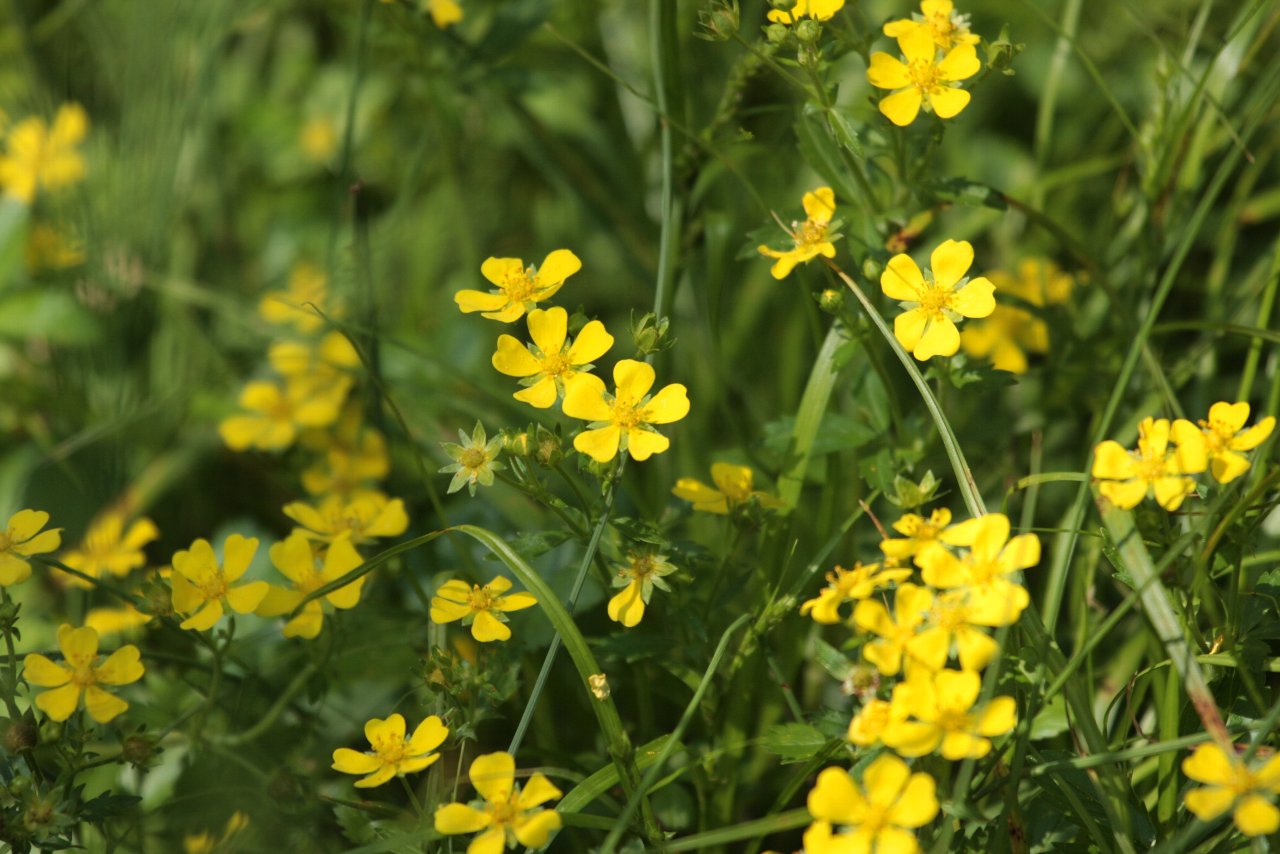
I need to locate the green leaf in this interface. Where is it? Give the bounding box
[761,722,828,762]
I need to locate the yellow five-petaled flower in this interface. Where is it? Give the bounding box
[455,250,582,323]
[881,239,995,360]
[332,713,448,788]
[1199,401,1274,485]
[434,751,563,853]
[1182,742,1280,836]
[1092,416,1207,511]
[867,26,980,127]
[23,624,144,723]
[757,187,838,280]
[672,462,782,514]
[562,359,690,463]
[170,534,270,631]
[430,575,537,642]
[256,532,366,639]
[803,755,938,854]
[492,307,614,408]
[0,509,61,586]
[0,103,88,203]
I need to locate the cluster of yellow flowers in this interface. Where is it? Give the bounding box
[0,103,88,271]
[799,506,1032,853]
[959,257,1074,373]
[1092,402,1275,511]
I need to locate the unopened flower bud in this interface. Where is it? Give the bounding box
[818,288,843,314]
[794,19,821,43]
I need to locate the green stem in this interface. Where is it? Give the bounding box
[0,589,20,718]
[1237,236,1280,401]
[213,662,318,747]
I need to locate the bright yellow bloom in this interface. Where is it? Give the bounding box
[0,509,61,586]
[301,407,390,498]
[170,535,270,631]
[1092,416,1208,511]
[800,562,912,624]
[853,582,932,676]
[847,697,908,747]
[427,0,463,28]
[884,0,980,51]
[26,224,85,271]
[562,359,690,463]
[757,187,838,279]
[455,250,582,323]
[259,262,332,333]
[219,379,348,452]
[183,811,249,854]
[492,307,613,408]
[767,0,845,25]
[434,752,563,852]
[961,258,1075,374]
[1198,402,1275,485]
[282,492,409,546]
[430,576,537,642]
[256,533,365,639]
[1182,742,1280,836]
[916,513,1039,626]
[22,624,144,723]
[867,26,980,127]
[803,755,937,854]
[269,331,360,386]
[880,507,952,559]
[332,713,448,788]
[440,422,505,496]
[299,116,338,162]
[607,552,677,628]
[882,668,1016,759]
[84,604,152,638]
[672,462,782,513]
[0,104,88,202]
[881,239,995,360]
[60,511,159,584]
[906,589,998,672]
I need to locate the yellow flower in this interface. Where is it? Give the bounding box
[60,511,159,584]
[219,379,348,452]
[1198,401,1275,485]
[0,509,61,586]
[0,104,88,203]
[853,582,933,676]
[672,462,782,514]
[881,239,995,360]
[1092,416,1208,511]
[607,552,677,628]
[256,533,365,639]
[906,589,998,672]
[26,224,85,271]
[430,576,537,642]
[767,0,845,25]
[268,331,360,386]
[183,811,249,854]
[283,492,409,546]
[455,249,582,323]
[562,359,690,463]
[259,262,332,333]
[492,307,614,408]
[332,713,448,788]
[170,535,270,631]
[83,604,152,639]
[799,562,912,624]
[882,668,1016,759]
[803,755,937,854]
[915,513,1039,626]
[301,407,390,498]
[427,0,463,28]
[757,187,838,279]
[883,0,980,51]
[961,258,1075,374]
[879,507,952,559]
[433,751,563,851]
[1182,743,1280,836]
[299,117,338,162]
[847,697,908,747]
[440,422,505,496]
[22,624,144,723]
[867,26,980,127]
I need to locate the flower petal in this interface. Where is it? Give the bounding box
[807,767,865,826]
[471,610,512,642]
[1182,743,1236,786]
[83,685,129,723]
[35,683,82,721]
[567,320,614,364]
[936,44,980,81]
[867,52,911,90]
[7,509,50,542]
[913,316,960,360]
[534,249,582,287]
[1234,794,1280,836]
[561,374,611,421]
[897,24,936,63]
[894,308,929,353]
[513,376,559,409]
[641,384,690,425]
[526,307,568,356]
[513,809,562,848]
[952,277,996,318]
[455,289,509,314]
[518,773,564,809]
[480,257,524,287]
[408,715,449,754]
[608,580,646,627]
[574,425,622,463]
[94,645,144,685]
[470,752,516,804]
[928,85,971,119]
[332,748,381,775]
[612,359,656,404]
[221,534,259,582]
[880,88,923,127]
[23,654,71,687]
[625,428,670,461]
[226,581,269,614]
[492,335,541,377]
[434,802,492,835]
[930,240,973,290]
[803,187,836,224]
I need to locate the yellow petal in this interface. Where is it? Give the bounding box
[1091,440,1137,480]
[221,534,259,582]
[1182,743,1236,786]
[1170,419,1207,473]
[898,24,936,63]
[641,384,690,424]
[471,610,512,642]
[354,765,396,788]
[567,320,614,364]
[1099,479,1149,510]
[625,428,670,461]
[180,601,224,632]
[514,376,559,409]
[94,645,144,685]
[1234,794,1280,836]
[936,44,980,81]
[534,249,582,287]
[226,581,269,614]
[612,359,656,404]
[513,809,561,848]
[495,591,537,612]
[407,715,449,754]
[59,624,99,660]
[672,479,729,513]
[928,85,971,119]
[807,767,865,826]
[1184,786,1235,821]
[912,316,960,360]
[466,827,507,854]
[1229,416,1274,451]
[561,373,611,421]
[0,553,32,585]
[470,751,516,804]
[518,773,563,809]
[880,88,923,126]
[929,240,973,290]
[1210,451,1251,484]
[332,747,382,775]
[574,425,622,463]
[608,581,646,627]
[23,654,71,687]
[952,277,996,318]
[894,308,928,353]
[35,683,82,721]
[270,533,316,585]
[802,187,836,224]
[455,289,509,314]
[434,802,492,835]
[7,509,50,542]
[492,335,541,377]
[526,307,568,355]
[977,696,1018,736]
[84,685,129,723]
[867,52,911,90]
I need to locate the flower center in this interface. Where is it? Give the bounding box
[907,59,942,93]
[502,268,538,303]
[1199,420,1231,453]
[490,795,520,826]
[859,802,890,836]
[467,584,497,612]
[69,661,98,688]
[967,558,1000,586]
[937,707,973,733]
[541,351,572,379]
[916,281,953,319]
[627,554,659,581]
[1133,450,1168,483]
[267,396,293,422]
[197,573,229,601]
[460,447,490,471]
[933,598,967,631]
[794,218,829,249]
[373,737,407,765]
[610,400,642,430]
